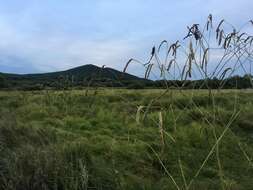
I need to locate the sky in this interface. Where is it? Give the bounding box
[0,0,252,76]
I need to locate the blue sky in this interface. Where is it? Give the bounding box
[0,0,252,76]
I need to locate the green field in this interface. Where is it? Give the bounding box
[1,89,253,190]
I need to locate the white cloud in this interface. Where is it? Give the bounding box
[0,0,252,76]
[0,18,142,73]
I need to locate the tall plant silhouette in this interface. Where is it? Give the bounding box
[123,15,253,190]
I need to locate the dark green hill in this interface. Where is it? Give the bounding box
[0,64,252,90]
[0,64,150,89]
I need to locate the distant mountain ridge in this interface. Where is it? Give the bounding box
[1,64,140,80]
[0,64,252,90]
[0,64,149,89]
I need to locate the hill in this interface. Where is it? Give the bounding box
[0,64,150,90]
[0,64,252,90]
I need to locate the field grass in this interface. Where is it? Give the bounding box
[0,89,253,190]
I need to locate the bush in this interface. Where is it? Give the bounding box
[0,75,8,88]
[127,83,144,89]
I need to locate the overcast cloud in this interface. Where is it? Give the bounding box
[0,0,252,76]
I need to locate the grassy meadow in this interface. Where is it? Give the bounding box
[0,89,253,190]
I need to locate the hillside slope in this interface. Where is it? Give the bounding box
[0,64,149,89]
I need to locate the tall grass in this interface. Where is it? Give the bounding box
[123,15,253,190]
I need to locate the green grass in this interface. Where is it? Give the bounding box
[0,89,253,190]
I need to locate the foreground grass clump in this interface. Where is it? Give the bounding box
[0,89,253,190]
